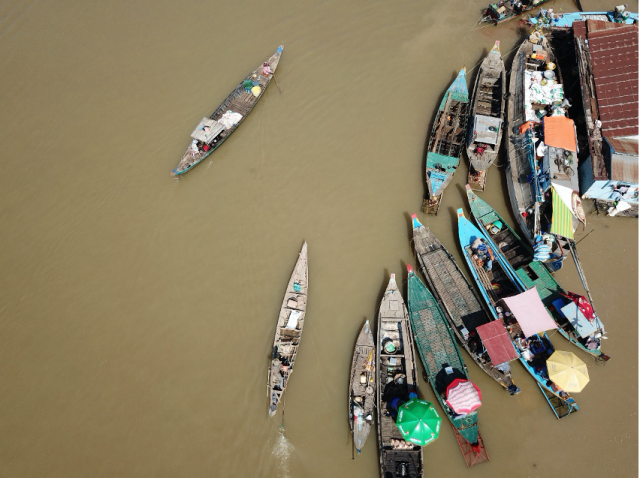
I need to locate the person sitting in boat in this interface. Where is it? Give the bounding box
[262,62,273,76]
[382,377,415,420]
[471,238,494,271]
[434,363,467,398]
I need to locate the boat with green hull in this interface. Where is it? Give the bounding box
[171,45,283,177]
[406,265,489,466]
[422,68,470,215]
[465,185,609,362]
[456,209,579,419]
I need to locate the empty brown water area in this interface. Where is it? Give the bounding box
[0,0,637,476]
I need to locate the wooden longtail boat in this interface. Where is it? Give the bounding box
[267,242,307,417]
[466,41,505,191]
[456,209,579,419]
[504,34,568,271]
[172,45,283,177]
[422,68,470,215]
[481,0,553,25]
[406,265,489,467]
[465,185,610,361]
[349,320,375,455]
[376,274,423,478]
[411,214,520,394]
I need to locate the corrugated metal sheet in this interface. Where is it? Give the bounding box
[607,136,639,155]
[611,153,638,182]
[584,20,639,138]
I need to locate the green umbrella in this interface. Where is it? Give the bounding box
[395,398,441,446]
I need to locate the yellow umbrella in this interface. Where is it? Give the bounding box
[547,351,590,393]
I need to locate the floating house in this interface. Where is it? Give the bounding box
[574,20,639,217]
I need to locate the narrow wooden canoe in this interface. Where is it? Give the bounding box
[172,45,283,177]
[349,320,375,455]
[466,41,505,191]
[376,274,423,478]
[481,0,553,25]
[267,242,308,417]
[411,214,520,394]
[465,185,609,361]
[456,209,579,419]
[406,264,489,467]
[423,68,470,215]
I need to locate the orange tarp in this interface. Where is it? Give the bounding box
[543,116,577,152]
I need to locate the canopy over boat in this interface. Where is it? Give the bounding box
[503,288,558,338]
[191,118,225,143]
[472,115,502,145]
[476,320,519,365]
[543,115,576,152]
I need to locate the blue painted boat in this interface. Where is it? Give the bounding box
[456,208,579,419]
[171,45,283,177]
[423,68,470,215]
[406,265,489,467]
[465,185,610,362]
[528,8,639,29]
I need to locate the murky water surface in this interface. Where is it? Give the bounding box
[0,0,636,476]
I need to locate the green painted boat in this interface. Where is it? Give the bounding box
[422,68,470,215]
[465,185,610,362]
[406,264,488,466]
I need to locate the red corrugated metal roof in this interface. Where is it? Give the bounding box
[584,20,639,138]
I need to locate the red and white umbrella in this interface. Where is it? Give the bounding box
[445,379,482,414]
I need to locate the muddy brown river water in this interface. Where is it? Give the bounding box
[0,0,636,476]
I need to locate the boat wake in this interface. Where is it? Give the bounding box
[271,432,294,478]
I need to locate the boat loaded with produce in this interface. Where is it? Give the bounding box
[172,45,283,177]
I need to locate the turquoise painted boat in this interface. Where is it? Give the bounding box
[171,45,283,177]
[528,8,639,29]
[406,264,489,466]
[422,68,470,215]
[456,209,579,419]
[465,185,610,362]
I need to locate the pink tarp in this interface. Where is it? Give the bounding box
[503,288,558,338]
[445,378,482,414]
[476,320,519,365]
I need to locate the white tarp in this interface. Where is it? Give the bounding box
[473,115,502,145]
[503,288,558,338]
